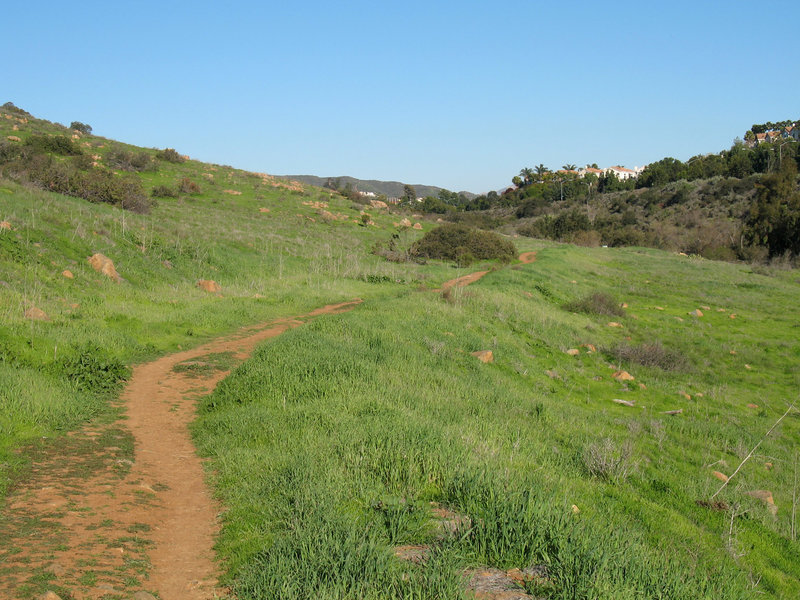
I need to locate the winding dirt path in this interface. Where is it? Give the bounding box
[436,251,537,292]
[0,299,361,600]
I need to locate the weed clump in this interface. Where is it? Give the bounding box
[607,341,688,371]
[60,345,130,397]
[411,223,516,265]
[582,438,635,482]
[563,292,624,316]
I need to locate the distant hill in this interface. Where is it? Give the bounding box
[284,175,477,200]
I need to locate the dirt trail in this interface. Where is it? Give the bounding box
[437,251,537,292]
[0,299,361,600]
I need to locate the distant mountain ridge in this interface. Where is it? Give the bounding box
[284,175,477,200]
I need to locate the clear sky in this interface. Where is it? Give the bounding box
[4,1,799,193]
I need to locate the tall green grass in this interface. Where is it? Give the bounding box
[194,247,800,597]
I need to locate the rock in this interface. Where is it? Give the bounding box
[764,462,773,470]
[695,392,704,397]
[197,279,221,293]
[717,308,727,312]
[545,370,560,379]
[712,471,729,482]
[0,220,12,230]
[412,222,423,230]
[393,544,430,564]
[399,218,412,228]
[258,207,270,213]
[6,135,22,142]
[62,269,74,279]
[744,364,752,370]
[612,398,636,407]
[571,504,580,514]
[607,322,623,328]
[471,350,493,364]
[621,302,629,308]
[701,305,711,310]
[662,409,683,415]
[612,370,634,381]
[162,260,173,269]
[370,199,388,209]
[638,383,647,390]
[222,189,242,195]
[464,567,533,599]
[675,316,684,322]
[746,403,759,409]
[581,344,597,353]
[132,592,158,600]
[729,314,737,319]
[565,348,580,356]
[25,306,49,321]
[689,309,703,317]
[88,253,121,282]
[654,306,664,310]
[729,350,737,355]
[680,392,691,400]
[744,490,778,516]
[37,592,62,600]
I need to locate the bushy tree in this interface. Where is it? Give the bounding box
[744,158,800,257]
[70,121,92,134]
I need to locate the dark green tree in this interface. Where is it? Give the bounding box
[402,184,417,204]
[744,157,800,257]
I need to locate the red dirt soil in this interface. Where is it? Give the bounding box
[0,299,361,600]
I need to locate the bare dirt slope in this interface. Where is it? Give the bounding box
[0,299,361,600]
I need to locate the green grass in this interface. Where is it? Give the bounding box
[193,243,800,599]
[3,107,800,598]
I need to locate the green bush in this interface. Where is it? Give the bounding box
[563,292,624,317]
[107,147,155,172]
[24,134,83,156]
[152,184,178,198]
[70,121,92,134]
[60,345,130,397]
[156,148,185,163]
[411,224,516,263]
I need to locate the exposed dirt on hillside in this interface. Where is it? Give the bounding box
[0,299,361,600]
[437,252,537,292]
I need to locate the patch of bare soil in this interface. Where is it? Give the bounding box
[0,299,361,599]
[518,252,537,264]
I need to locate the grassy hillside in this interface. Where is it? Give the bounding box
[0,104,456,496]
[193,244,800,599]
[2,106,800,598]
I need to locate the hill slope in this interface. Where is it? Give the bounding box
[286,174,477,200]
[1,105,799,599]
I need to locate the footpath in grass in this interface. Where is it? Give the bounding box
[0,299,361,599]
[194,244,800,600]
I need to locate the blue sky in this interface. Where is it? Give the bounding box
[4,1,799,192]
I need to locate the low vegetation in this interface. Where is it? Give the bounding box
[2,103,800,598]
[410,223,517,265]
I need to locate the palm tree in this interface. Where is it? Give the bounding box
[562,164,577,171]
[535,164,551,180]
[519,167,534,186]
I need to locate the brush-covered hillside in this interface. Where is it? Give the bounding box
[2,105,800,599]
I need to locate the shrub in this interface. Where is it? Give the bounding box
[156,148,185,163]
[563,292,624,316]
[60,345,130,397]
[107,147,155,172]
[152,184,178,198]
[178,177,201,195]
[582,438,634,482]
[24,134,83,156]
[411,223,516,263]
[70,121,92,134]
[2,101,31,116]
[607,341,688,371]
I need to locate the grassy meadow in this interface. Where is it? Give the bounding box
[2,107,800,598]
